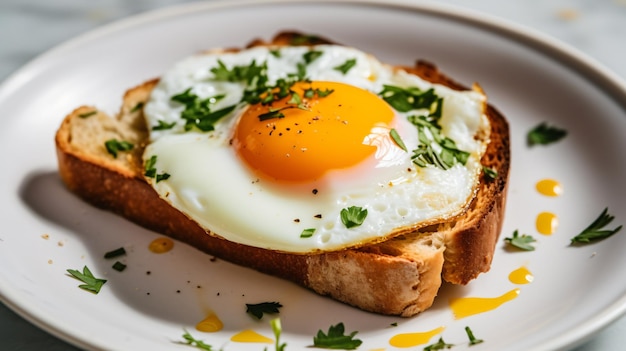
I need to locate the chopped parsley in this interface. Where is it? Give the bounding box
[465,326,483,346]
[104,247,126,259]
[340,206,368,229]
[313,322,362,350]
[571,208,622,244]
[333,58,357,75]
[300,228,316,238]
[152,120,177,131]
[78,110,97,118]
[144,155,171,183]
[424,337,454,350]
[171,88,236,132]
[112,261,127,272]
[66,266,107,294]
[527,122,567,146]
[504,230,536,251]
[304,50,324,64]
[246,302,283,319]
[270,49,282,58]
[381,85,468,170]
[130,101,144,113]
[178,329,216,350]
[290,34,321,45]
[390,128,408,152]
[104,139,134,158]
[482,166,498,180]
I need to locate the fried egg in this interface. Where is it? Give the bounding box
[143,44,489,253]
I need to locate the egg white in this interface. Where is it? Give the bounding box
[143,45,489,253]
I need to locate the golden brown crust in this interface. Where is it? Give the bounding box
[54,32,509,316]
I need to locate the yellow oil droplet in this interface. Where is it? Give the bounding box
[195,312,223,333]
[230,329,273,344]
[149,237,174,253]
[536,212,558,235]
[536,179,563,197]
[449,289,520,319]
[509,266,534,285]
[389,326,445,348]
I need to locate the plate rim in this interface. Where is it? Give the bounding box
[1,0,626,350]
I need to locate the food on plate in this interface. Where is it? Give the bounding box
[55,31,510,316]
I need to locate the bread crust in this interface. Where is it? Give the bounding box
[54,32,509,316]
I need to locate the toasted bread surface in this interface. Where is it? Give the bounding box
[55,32,509,316]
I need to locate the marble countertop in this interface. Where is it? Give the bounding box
[1,0,625,350]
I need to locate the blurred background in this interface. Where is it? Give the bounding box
[1,0,625,350]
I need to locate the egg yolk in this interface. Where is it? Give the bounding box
[233,81,395,182]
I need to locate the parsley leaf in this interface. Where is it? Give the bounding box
[304,50,324,64]
[424,337,454,350]
[300,228,316,238]
[171,88,235,132]
[104,139,134,158]
[66,266,107,294]
[130,101,144,113]
[465,326,483,346]
[571,208,622,244]
[390,128,408,152]
[271,318,287,351]
[334,58,357,75]
[380,85,440,113]
[340,206,368,228]
[504,230,536,251]
[270,49,282,58]
[78,110,97,118]
[179,329,216,350]
[482,166,498,180]
[144,155,170,183]
[290,34,321,45]
[313,322,362,350]
[246,302,283,320]
[152,120,177,131]
[527,122,567,146]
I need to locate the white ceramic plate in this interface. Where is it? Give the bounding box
[1,1,625,350]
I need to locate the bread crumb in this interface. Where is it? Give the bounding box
[41,234,50,240]
[57,241,65,247]
[557,8,580,21]
[47,259,53,264]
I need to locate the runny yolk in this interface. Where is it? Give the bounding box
[230,329,273,344]
[195,312,223,332]
[536,212,558,235]
[509,266,534,285]
[389,326,445,348]
[536,179,563,197]
[449,289,520,319]
[233,81,395,182]
[148,237,174,253]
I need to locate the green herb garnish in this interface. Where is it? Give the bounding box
[271,318,287,351]
[290,34,321,45]
[300,228,316,238]
[380,85,440,113]
[246,302,283,320]
[104,139,134,158]
[130,102,144,113]
[390,128,408,152]
[171,88,236,132]
[270,49,282,58]
[304,50,323,64]
[504,230,536,251]
[104,247,126,259]
[424,337,454,350]
[179,329,216,350]
[112,261,126,272]
[78,110,97,118]
[465,326,483,346]
[66,266,107,294]
[144,155,170,183]
[527,122,567,146]
[482,166,498,180]
[334,58,357,75]
[152,120,177,131]
[340,206,368,229]
[313,322,362,350]
[571,208,622,244]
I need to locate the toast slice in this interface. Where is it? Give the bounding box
[55,32,510,317]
